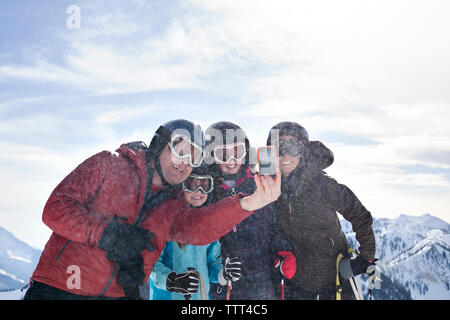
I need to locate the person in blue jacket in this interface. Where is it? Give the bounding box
[149,165,242,300]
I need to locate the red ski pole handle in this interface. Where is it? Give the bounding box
[280,278,285,300]
[226,280,232,300]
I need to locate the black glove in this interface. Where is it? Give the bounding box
[223,256,242,282]
[99,215,156,263]
[339,256,377,279]
[117,254,146,300]
[166,269,199,295]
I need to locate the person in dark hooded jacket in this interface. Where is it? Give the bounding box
[267,121,376,300]
[206,121,295,300]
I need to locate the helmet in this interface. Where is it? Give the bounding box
[205,121,250,164]
[267,121,334,171]
[149,119,205,186]
[204,121,250,179]
[266,121,309,146]
[267,121,310,169]
[149,119,205,156]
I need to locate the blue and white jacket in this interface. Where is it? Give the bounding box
[149,240,223,300]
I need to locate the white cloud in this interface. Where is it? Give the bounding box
[95,105,161,124]
[0,95,57,111]
[0,2,215,94]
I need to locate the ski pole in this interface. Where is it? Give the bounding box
[280,278,285,300]
[226,280,232,300]
[349,276,363,300]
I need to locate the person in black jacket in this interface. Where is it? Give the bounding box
[206,121,295,300]
[267,121,376,300]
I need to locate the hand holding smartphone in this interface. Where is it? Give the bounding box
[239,148,281,212]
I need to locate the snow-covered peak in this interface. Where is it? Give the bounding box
[341,213,450,300]
[389,229,450,266]
[393,214,450,233]
[0,226,41,291]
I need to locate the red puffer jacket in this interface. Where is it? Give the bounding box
[31,144,252,297]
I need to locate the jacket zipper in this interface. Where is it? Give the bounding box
[231,187,237,232]
[100,264,118,297]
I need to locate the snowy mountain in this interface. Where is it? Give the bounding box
[0,225,41,297]
[341,213,450,300]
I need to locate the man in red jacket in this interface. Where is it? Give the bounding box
[25,119,281,300]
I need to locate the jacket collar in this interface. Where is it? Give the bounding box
[116,144,147,174]
[222,165,253,189]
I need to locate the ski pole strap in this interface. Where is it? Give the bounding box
[336,248,359,300]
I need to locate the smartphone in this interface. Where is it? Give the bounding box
[258,146,278,178]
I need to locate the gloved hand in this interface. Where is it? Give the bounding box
[220,256,242,284]
[117,254,146,299]
[98,215,156,263]
[339,256,378,279]
[166,269,199,295]
[274,251,297,279]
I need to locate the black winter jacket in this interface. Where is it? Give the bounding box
[276,141,376,292]
[210,166,293,300]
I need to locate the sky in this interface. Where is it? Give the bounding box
[1,0,450,249]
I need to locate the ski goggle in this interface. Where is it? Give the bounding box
[278,138,307,157]
[168,134,205,167]
[182,174,214,194]
[212,142,246,164]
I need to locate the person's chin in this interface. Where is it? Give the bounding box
[192,200,205,207]
[280,167,294,177]
[222,164,241,175]
[224,170,239,175]
[167,163,191,182]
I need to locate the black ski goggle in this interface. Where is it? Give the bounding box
[278,138,307,157]
[182,174,214,194]
[168,134,205,167]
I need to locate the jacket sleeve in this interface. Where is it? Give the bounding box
[168,194,253,245]
[206,241,223,284]
[150,243,173,291]
[41,151,112,246]
[322,174,376,261]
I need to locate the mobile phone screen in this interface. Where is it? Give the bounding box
[258,146,277,177]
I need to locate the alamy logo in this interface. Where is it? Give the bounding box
[66,265,81,289]
[66,5,81,30]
